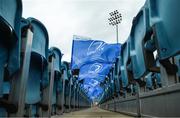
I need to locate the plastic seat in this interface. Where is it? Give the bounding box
[120,40,131,88]
[130,2,156,80]
[48,47,62,114]
[154,59,161,86]
[24,18,49,105]
[175,55,180,78]
[149,0,180,60]
[56,72,64,114]
[64,81,70,112]
[0,0,22,116]
[0,0,22,97]
[145,72,153,90]
[114,58,121,95]
[0,48,8,97]
[61,62,71,81]
[61,62,71,112]
[10,18,49,116]
[70,85,75,108]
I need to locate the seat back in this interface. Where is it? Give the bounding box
[50,48,62,105]
[145,72,153,89]
[64,80,70,108]
[56,73,63,103]
[0,0,22,97]
[50,47,62,72]
[61,62,71,81]
[0,0,22,45]
[23,18,49,105]
[25,60,41,104]
[0,1,22,115]
[70,84,75,108]
[120,40,130,88]
[149,0,180,59]
[130,3,155,79]
[27,18,49,61]
[114,58,120,95]
[175,55,180,78]
[61,62,71,111]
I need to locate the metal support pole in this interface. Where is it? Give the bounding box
[17,29,33,116]
[69,78,72,112]
[73,83,76,110]
[136,83,141,117]
[75,84,78,110]
[78,86,80,109]
[48,57,55,117]
[62,73,66,114]
[116,24,119,44]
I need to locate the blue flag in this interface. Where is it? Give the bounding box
[71,36,121,100]
[71,38,121,69]
[87,85,104,99]
[78,63,112,82]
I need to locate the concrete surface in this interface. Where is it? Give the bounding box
[53,107,133,118]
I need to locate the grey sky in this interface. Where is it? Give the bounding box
[22,0,145,62]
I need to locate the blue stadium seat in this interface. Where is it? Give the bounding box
[108,69,114,98]
[0,0,22,97]
[61,62,71,112]
[149,0,180,60]
[49,47,62,114]
[154,59,162,87]
[56,75,64,114]
[113,60,120,97]
[20,17,49,116]
[120,39,132,90]
[0,0,22,116]
[145,72,153,90]
[70,83,75,109]
[40,47,62,116]
[64,80,70,112]
[145,71,161,90]
[130,2,156,81]
[114,58,121,97]
[175,55,180,80]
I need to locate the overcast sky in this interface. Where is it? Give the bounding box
[22,0,145,62]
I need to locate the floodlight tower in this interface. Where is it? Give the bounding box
[108,10,122,44]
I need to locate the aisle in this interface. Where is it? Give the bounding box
[54,107,132,118]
